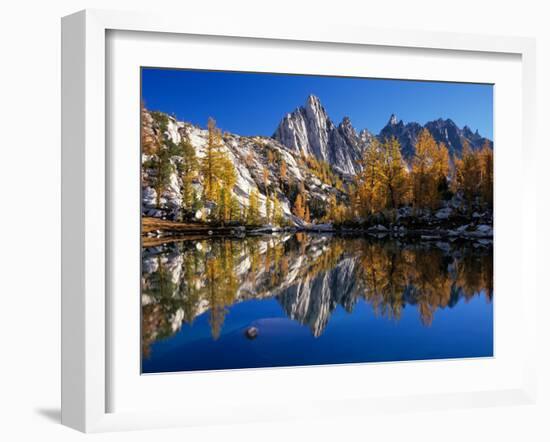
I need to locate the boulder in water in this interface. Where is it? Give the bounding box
[245,326,259,340]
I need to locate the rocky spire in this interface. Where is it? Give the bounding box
[273,96,366,175]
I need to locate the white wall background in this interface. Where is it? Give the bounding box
[0,1,547,441]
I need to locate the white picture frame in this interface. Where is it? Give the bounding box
[61,9,537,433]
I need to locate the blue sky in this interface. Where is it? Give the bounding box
[142,68,493,139]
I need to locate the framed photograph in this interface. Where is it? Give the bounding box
[61,9,537,432]
[139,68,495,374]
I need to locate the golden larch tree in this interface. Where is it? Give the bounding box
[357,139,385,216]
[200,118,238,223]
[246,189,260,225]
[262,166,270,190]
[378,137,410,210]
[478,140,493,206]
[293,193,306,219]
[411,129,440,210]
[434,142,450,186]
[267,149,275,164]
[454,140,481,205]
[201,118,225,201]
[273,194,283,225]
[265,194,272,224]
[280,159,288,181]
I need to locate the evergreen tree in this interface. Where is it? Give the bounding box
[191,189,201,214]
[145,141,175,209]
[175,127,198,218]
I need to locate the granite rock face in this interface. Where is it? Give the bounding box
[141,108,348,223]
[273,95,368,175]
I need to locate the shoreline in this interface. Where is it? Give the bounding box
[141,216,493,247]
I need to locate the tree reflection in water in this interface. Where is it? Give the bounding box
[141,234,493,358]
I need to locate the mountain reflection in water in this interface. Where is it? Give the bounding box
[141,233,493,372]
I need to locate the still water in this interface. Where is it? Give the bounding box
[141,233,493,373]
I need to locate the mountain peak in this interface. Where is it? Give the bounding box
[338,116,358,140]
[388,114,399,126]
[303,94,327,119]
[273,96,364,175]
[306,94,322,107]
[340,116,352,127]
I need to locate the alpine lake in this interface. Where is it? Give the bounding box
[141,230,493,373]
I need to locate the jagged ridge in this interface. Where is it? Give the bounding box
[274,95,493,170]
